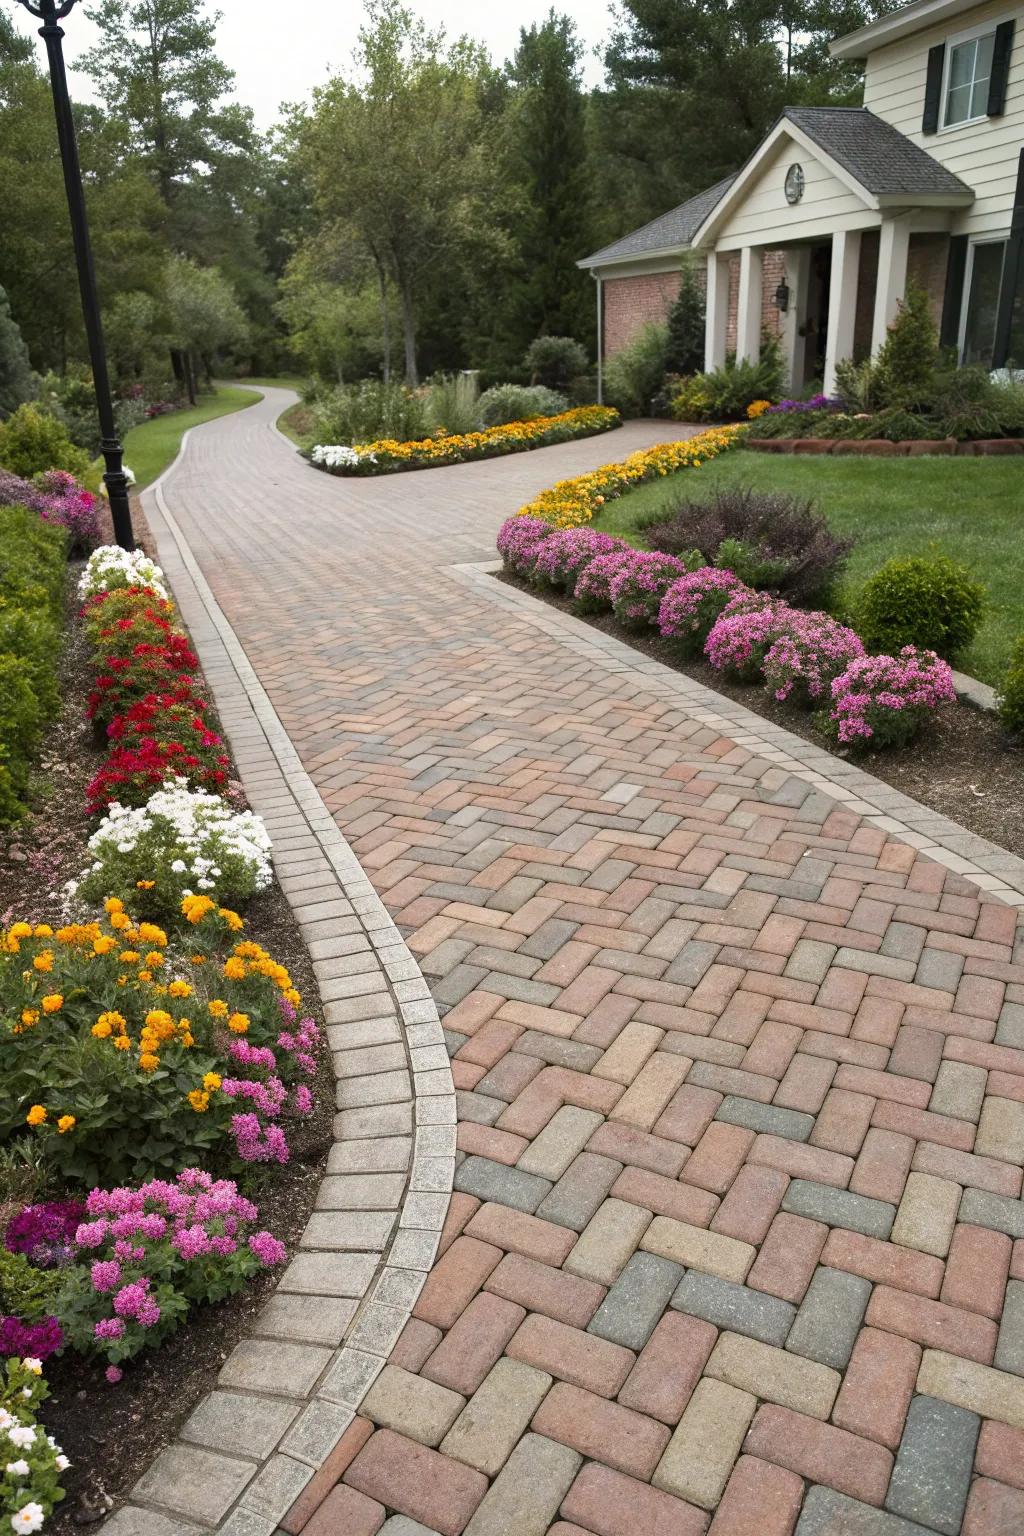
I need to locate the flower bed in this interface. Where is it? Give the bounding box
[309,404,620,476]
[515,424,742,529]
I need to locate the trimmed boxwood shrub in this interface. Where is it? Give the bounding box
[856,553,985,662]
[0,503,66,822]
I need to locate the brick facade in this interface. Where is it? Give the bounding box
[907,233,950,330]
[603,251,787,364]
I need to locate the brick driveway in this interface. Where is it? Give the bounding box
[162,390,1024,1536]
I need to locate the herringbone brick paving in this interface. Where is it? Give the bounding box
[164,391,1024,1535]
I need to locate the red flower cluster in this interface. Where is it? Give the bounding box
[82,587,230,813]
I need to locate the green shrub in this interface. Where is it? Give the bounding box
[0,506,65,823]
[477,383,568,426]
[425,372,480,435]
[604,323,669,416]
[671,374,716,422]
[0,1248,64,1325]
[0,403,90,479]
[834,356,883,414]
[997,637,1024,738]
[524,335,588,392]
[311,379,428,445]
[873,284,941,411]
[714,537,791,590]
[856,553,985,661]
[665,262,705,377]
[934,366,1024,440]
[672,335,784,423]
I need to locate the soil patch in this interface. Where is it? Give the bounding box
[0,527,334,1528]
[497,572,1024,862]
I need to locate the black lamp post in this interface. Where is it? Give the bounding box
[14,0,135,549]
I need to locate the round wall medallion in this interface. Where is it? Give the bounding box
[784,163,805,204]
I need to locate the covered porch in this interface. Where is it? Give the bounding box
[692,107,975,394]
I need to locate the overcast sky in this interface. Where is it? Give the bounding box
[10,0,615,129]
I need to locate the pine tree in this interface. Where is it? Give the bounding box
[0,285,35,418]
[665,261,705,376]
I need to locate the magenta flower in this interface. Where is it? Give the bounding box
[828,647,955,747]
[248,1231,287,1267]
[94,1317,126,1340]
[496,516,553,577]
[658,569,752,657]
[91,1260,122,1293]
[572,550,636,614]
[532,528,628,591]
[609,551,701,629]
[704,594,796,682]
[763,612,865,707]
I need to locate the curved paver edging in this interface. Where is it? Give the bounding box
[459,562,1024,907]
[100,414,456,1536]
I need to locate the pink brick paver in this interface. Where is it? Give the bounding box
[155,390,1024,1534]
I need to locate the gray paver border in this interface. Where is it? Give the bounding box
[100,439,455,1533]
[452,560,1024,907]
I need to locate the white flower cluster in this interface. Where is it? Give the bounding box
[67,777,272,903]
[310,443,362,469]
[0,1398,68,1534]
[77,545,169,602]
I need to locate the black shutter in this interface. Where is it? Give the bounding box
[940,235,969,351]
[923,44,946,133]
[993,150,1024,367]
[988,21,1016,115]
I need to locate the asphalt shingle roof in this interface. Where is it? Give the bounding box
[579,176,736,268]
[782,106,974,197]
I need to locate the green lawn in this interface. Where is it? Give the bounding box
[591,448,1024,687]
[119,383,263,490]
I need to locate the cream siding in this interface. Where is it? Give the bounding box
[863,0,1024,236]
[713,140,874,250]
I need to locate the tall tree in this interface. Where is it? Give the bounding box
[298,0,503,384]
[506,12,593,346]
[0,283,35,418]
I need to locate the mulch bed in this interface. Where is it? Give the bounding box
[498,572,1024,863]
[0,515,334,1528]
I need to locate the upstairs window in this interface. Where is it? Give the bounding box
[943,27,996,126]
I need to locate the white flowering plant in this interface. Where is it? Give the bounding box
[77,546,169,603]
[309,444,376,470]
[1,1357,67,1532]
[67,778,273,925]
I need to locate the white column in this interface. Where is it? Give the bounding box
[872,217,911,354]
[782,247,812,392]
[824,229,862,396]
[736,245,764,363]
[704,251,730,371]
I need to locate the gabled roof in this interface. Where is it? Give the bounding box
[690,105,974,246]
[831,0,987,60]
[577,176,736,270]
[784,107,975,198]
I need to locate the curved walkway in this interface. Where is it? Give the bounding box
[133,390,1024,1536]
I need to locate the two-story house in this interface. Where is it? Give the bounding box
[579,0,1023,396]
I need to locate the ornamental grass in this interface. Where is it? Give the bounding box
[310,405,620,476]
[516,423,742,529]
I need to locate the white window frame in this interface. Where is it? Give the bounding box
[958,234,1009,363]
[939,16,1002,131]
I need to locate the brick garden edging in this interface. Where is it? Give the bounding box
[460,562,1024,908]
[747,437,1024,456]
[99,448,456,1535]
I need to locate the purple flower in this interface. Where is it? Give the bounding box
[0,1314,63,1360]
[113,1281,151,1319]
[659,569,752,657]
[763,612,865,707]
[6,1200,86,1266]
[532,528,628,591]
[609,551,698,629]
[90,1260,122,1293]
[248,1231,287,1267]
[496,516,553,577]
[572,550,636,613]
[829,647,955,746]
[105,1365,123,1384]
[93,1317,126,1340]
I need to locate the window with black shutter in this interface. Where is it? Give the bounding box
[923,44,945,133]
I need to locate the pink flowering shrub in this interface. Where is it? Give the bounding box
[763,612,866,709]
[496,516,551,577]
[609,551,703,630]
[705,594,796,683]
[224,996,321,1166]
[34,470,101,553]
[572,550,639,614]
[658,568,751,657]
[55,1170,287,1377]
[531,528,627,591]
[827,647,956,749]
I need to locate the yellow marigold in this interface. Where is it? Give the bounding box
[100,1010,126,1031]
[20,1008,39,1027]
[208,999,229,1018]
[57,1115,75,1134]
[136,880,156,889]
[227,1012,250,1034]
[284,988,301,1007]
[223,957,246,981]
[41,994,63,1013]
[203,1072,222,1091]
[144,1009,174,1032]
[119,950,140,964]
[8,922,32,940]
[233,941,264,959]
[3,934,20,953]
[168,979,192,998]
[92,935,118,955]
[109,911,131,931]
[138,1052,160,1072]
[191,954,206,965]
[218,907,244,932]
[91,1019,113,1039]
[105,896,124,914]
[746,398,772,419]
[187,1090,209,1113]
[180,1030,194,1048]
[144,951,164,968]
[113,1035,132,1051]
[26,1105,46,1126]
[33,951,54,973]
[33,924,52,938]
[138,970,153,983]
[181,894,215,924]
[138,923,167,947]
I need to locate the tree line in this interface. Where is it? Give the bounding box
[0,0,889,401]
